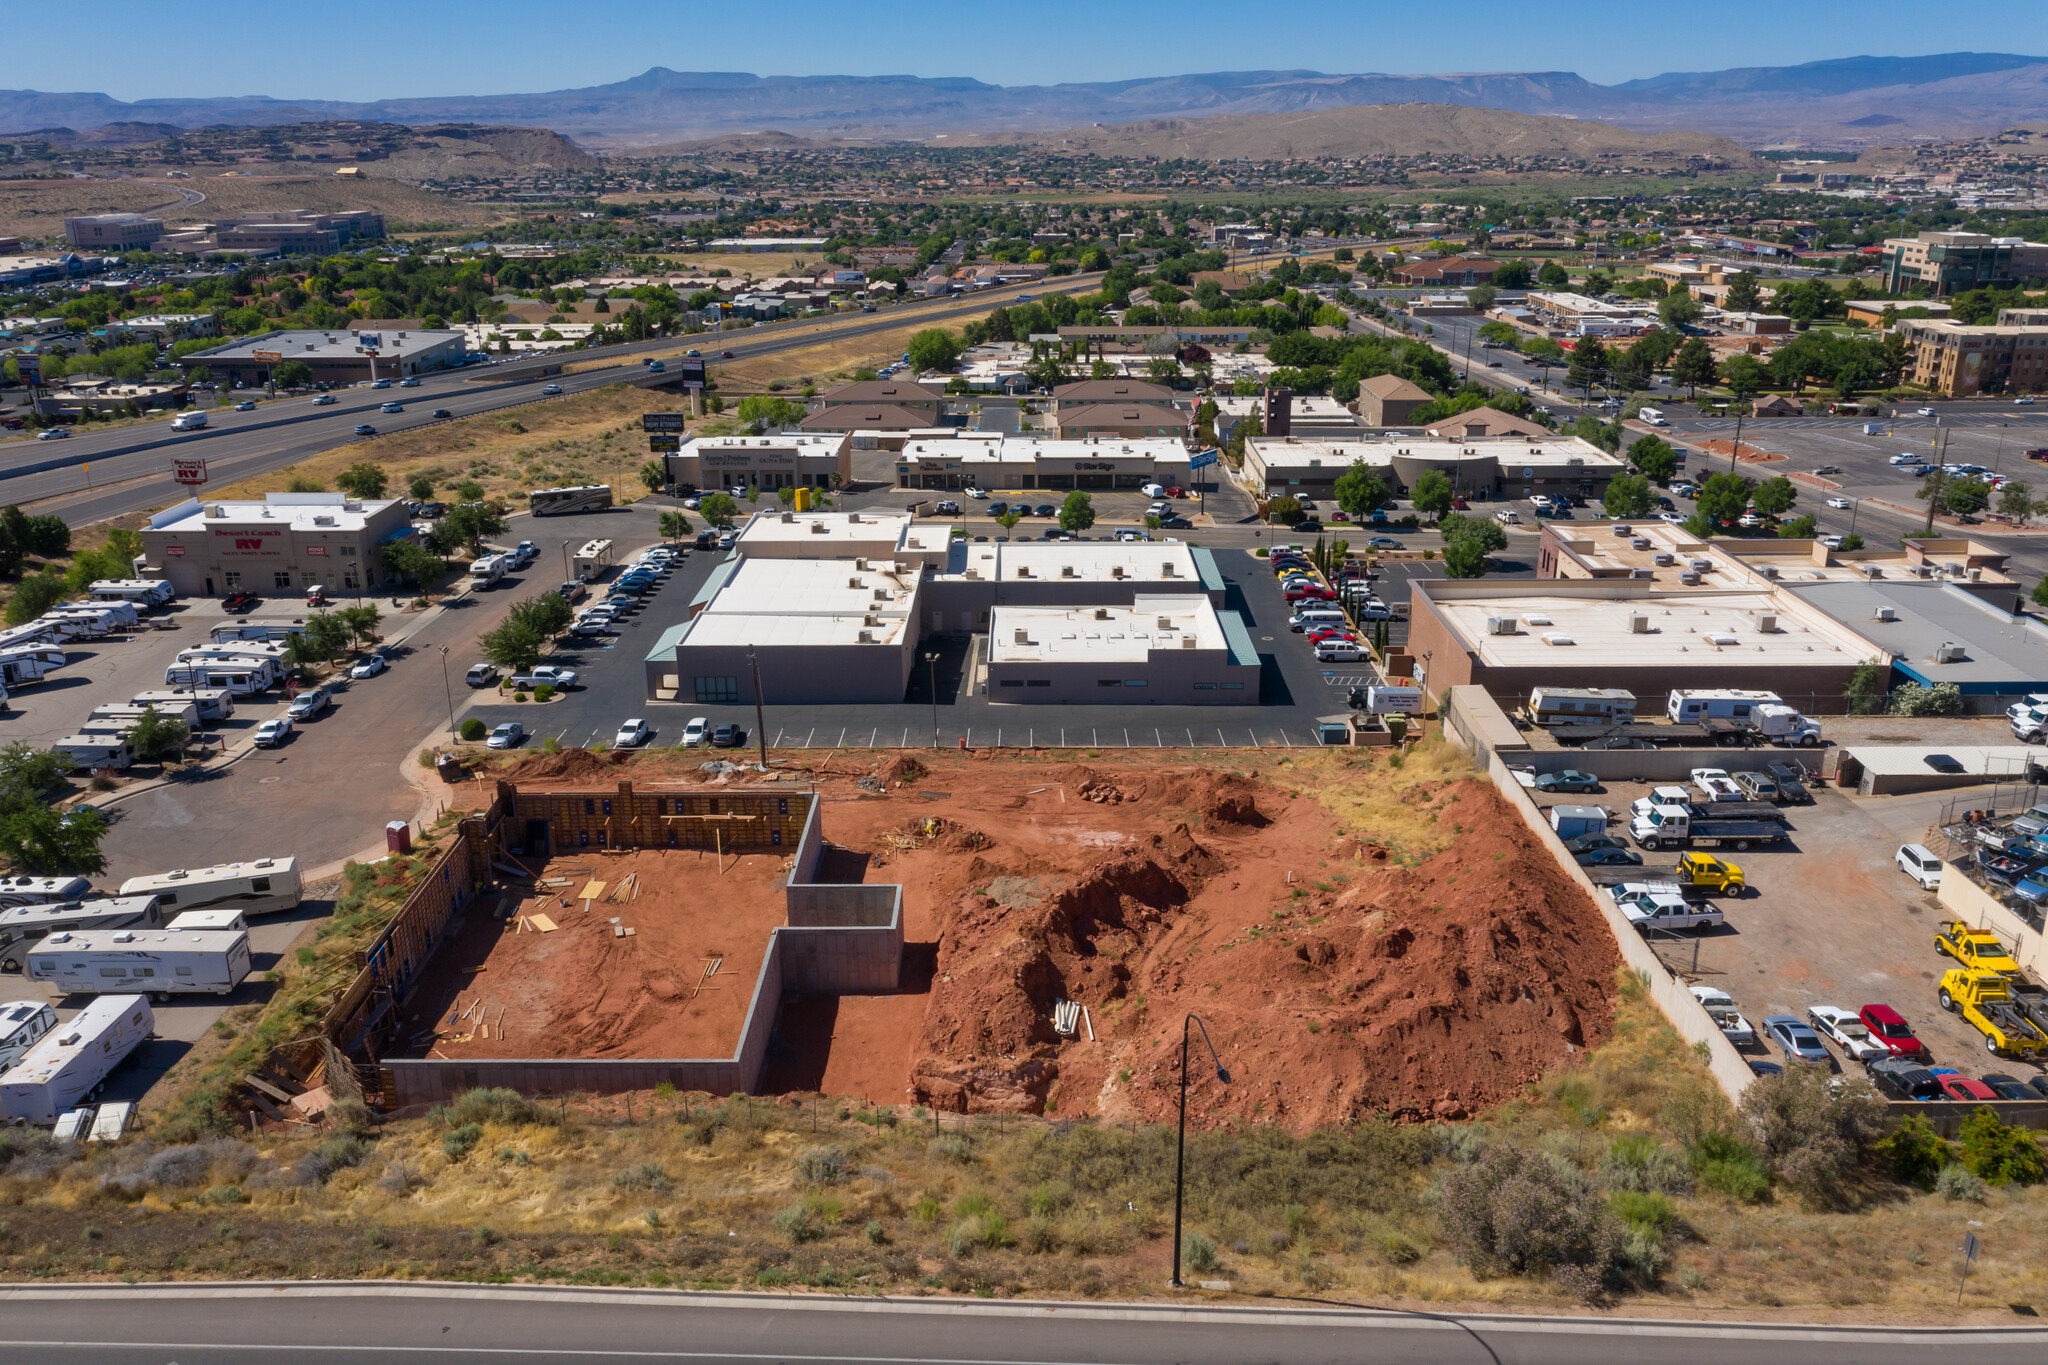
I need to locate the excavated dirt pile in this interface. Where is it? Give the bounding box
[907,765,1618,1127]
[501,747,635,784]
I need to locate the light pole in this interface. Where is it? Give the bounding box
[1170,1013,1230,1290]
[746,644,768,769]
[560,540,573,586]
[925,651,940,749]
[436,645,456,738]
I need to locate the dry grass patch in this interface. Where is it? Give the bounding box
[1292,736,1484,862]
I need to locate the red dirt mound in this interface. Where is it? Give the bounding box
[501,747,635,783]
[907,774,1618,1128]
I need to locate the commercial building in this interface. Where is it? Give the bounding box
[0,253,94,287]
[986,596,1258,703]
[1881,231,2048,296]
[114,313,217,341]
[64,214,164,251]
[1897,318,2048,396]
[177,328,466,387]
[160,210,384,258]
[1779,579,2048,702]
[1404,579,1881,713]
[1051,379,1178,411]
[1354,374,1433,427]
[1425,406,1548,439]
[663,433,851,492]
[892,435,1191,492]
[1241,434,1624,502]
[1388,256,1500,287]
[1525,292,1655,328]
[814,380,945,420]
[1055,324,1259,351]
[705,238,828,252]
[1214,392,1364,445]
[798,403,934,434]
[137,493,415,599]
[1047,402,1189,440]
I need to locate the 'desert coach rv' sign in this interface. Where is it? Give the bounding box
[213,526,286,556]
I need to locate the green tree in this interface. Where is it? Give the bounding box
[1602,472,1654,518]
[1333,460,1393,519]
[382,539,442,587]
[5,570,66,624]
[1696,472,1753,528]
[1465,285,1497,312]
[1839,533,1864,552]
[335,462,388,499]
[1437,512,1507,556]
[1492,259,1533,289]
[1958,1106,2046,1186]
[272,360,313,389]
[1610,345,1652,393]
[126,705,190,763]
[1720,353,1767,400]
[1778,513,1818,538]
[658,510,692,541]
[1657,289,1703,328]
[335,602,383,648]
[478,618,546,674]
[18,513,69,558]
[1058,490,1097,532]
[1566,335,1610,399]
[1478,320,1519,347]
[1628,435,1680,483]
[0,801,110,876]
[1410,469,1454,519]
[1537,261,1570,289]
[906,328,964,374]
[1443,536,1490,577]
[1725,271,1763,313]
[1265,495,1304,526]
[440,501,508,556]
[407,474,436,502]
[997,510,1022,534]
[1751,475,1798,518]
[505,592,572,640]
[639,460,667,493]
[699,493,739,528]
[1671,337,1718,397]
[735,395,802,432]
[1998,478,2035,523]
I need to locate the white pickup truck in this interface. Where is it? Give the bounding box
[1610,882,1725,934]
[1690,768,1744,803]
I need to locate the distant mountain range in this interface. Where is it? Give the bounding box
[3,53,2045,149]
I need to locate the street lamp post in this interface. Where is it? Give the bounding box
[925,651,940,749]
[1170,1013,1230,1290]
[560,540,573,586]
[436,645,456,738]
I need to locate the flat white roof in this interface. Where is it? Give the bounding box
[990,595,1227,663]
[682,612,910,648]
[192,329,462,362]
[147,493,396,534]
[1249,435,1622,471]
[897,435,1189,465]
[701,557,917,616]
[734,510,913,549]
[1431,589,1876,668]
[1215,395,1360,420]
[686,433,845,453]
[987,541,1200,586]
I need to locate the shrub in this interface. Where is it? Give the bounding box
[930,1135,972,1163]
[1437,1144,1621,1297]
[911,1196,943,1224]
[295,1136,371,1185]
[773,1202,824,1244]
[1598,1134,1694,1195]
[1739,1065,1886,1207]
[1689,1133,1771,1203]
[459,718,486,742]
[612,1163,671,1192]
[1958,1106,2047,1186]
[533,684,556,703]
[442,1123,484,1161]
[376,1159,424,1195]
[1431,1123,1490,1165]
[444,1088,542,1126]
[1936,1163,1990,1203]
[796,1146,848,1186]
[1183,1232,1219,1273]
[1608,1190,1680,1236]
[1877,1112,1953,1190]
[863,1219,886,1245]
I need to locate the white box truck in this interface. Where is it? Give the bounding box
[28,927,252,999]
[0,994,153,1126]
[0,895,164,974]
[170,411,207,431]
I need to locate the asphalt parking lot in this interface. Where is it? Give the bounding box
[1529,770,2044,1084]
[462,545,1383,751]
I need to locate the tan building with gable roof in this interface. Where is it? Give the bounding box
[1355,373,1433,427]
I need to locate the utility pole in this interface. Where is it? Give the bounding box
[925,651,940,749]
[1924,429,1951,535]
[1728,410,1744,477]
[747,644,768,769]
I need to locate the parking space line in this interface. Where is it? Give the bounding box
[836,727,846,748]
[1248,729,1259,747]
[1124,728,1130,747]
[1155,728,1162,747]
[805,727,815,747]
[1279,729,1293,747]
[773,728,785,747]
[869,728,877,747]
[1218,728,1227,746]
[900,728,908,747]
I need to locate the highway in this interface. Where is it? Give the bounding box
[0,1283,2044,1364]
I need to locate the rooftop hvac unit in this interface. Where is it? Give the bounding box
[1014,628,1029,645]
[1181,635,1197,649]
[1015,565,1032,577]
[809,521,829,534]
[1760,564,1780,579]
[1112,565,1126,579]
[847,512,861,523]
[1689,557,1713,572]
[1158,616,1174,629]
[854,557,869,570]
[1912,564,1935,578]
[781,511,795,523]
[1162,562,1176,576]
[1862,564,1882,578]
[1486,615,1518,635]
[1631,537,1652,550]
[1094,608,1111,620]
[1875,605,1898,621]
[858,630,874,643]
[1756,613,1778,633]
[1631,568,1654,579]
[865,614,880,626]
[1629,613,1651,633]
[873,589,887,600]
[1679,571,1702,585]
[1935,642,1967,663]
[1971,567,1985,581]
[963,568,979,579]
[848,576,863,588]
[1061,565,1076,577]
[1652,552,1675,566]
[1706,633,1740,646]
[1543,632,1576,646]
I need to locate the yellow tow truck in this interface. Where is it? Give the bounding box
[1939,969,2048,1058]
[1935,921,2021,975]
[1675,852,1744,894]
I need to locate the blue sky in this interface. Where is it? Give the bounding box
[11,1,2048,102]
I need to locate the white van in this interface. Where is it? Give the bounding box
[1289,608,1347,631]
[0,1000,56,1071]
[170,411,208,431]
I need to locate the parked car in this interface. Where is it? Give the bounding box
[711,723,746,749]
[1939,1074,1999,1102]
[1762,761,1813,803]
[1576,847,1643,867]
[1689,986,1756,1046]
[1896,843,1944,890]
[349,653,387,679]
[1869,1058,1941,1101]
[1980,1073,2037,1100]
[525,665,578,689]
[1534,770,1600,793]
[1315,643,1364,662]
[614,719,653,748]
[1731,771,1781,802]
[485,722,525,750]
[287,688,332,721]
[1763,1015,1831,1065]
[1859,1003,1929,1060]
[464,663,499,688]
[680,717,711,748]
[1805,1005,1888,1062]
[934,499,961,514]
[222,591,260,613]
[1564,832,1632,856]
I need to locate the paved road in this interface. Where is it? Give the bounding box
[0,1284,2043,1364]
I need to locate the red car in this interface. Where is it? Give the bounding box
[1859,1003,1929,1060]
[1938,1074,1999,1102]
[1451,496,1470,510]
[1284,586,1336,602]
[1165,486,1185,498]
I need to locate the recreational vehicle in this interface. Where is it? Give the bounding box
[166,908,247,933]
[0,1000,56,1071]
[161,663,270,696]
[572,539,615,582]
[0,994,154,1125]
[0,896,163,974]
[209,620,306,644]
[528,484,613,516]
[129,688,234,722]
[1529,687,1639,727]
[39,609,114,639]
[55,600,140,629]
[28,928,252,999]
[49,735,136,771]
[119,856,300,919]
[87,580,174,609]
[0,646,67,689]
[82,701,200,733]
[0,876,94,912]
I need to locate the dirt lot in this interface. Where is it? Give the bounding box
[406,846,788,1062]
[0,174,494,238]
[1526,769,2047,1082]
[456,743,1623,1127]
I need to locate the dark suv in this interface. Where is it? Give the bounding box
[1763,761,1813,804]
[1868,1058,1941,1102]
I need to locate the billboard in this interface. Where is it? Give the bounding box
[647,434,681,453]
[672,358,707,390]
[14,355,39,384]
[642,412,687,433]
[173,458,208,487]
[250,350,282,363]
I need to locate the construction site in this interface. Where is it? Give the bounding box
[313,744,1625,1128]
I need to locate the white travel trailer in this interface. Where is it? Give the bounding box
[161,663,270,696]
[28,927,252,999]
[0,994,154,1125]
[166,908,247,933]
[0,621,70,649]
[53,600,140,630]
[0,1000,56,1071]
[82,701,201,733]
[0,646,68,689]
[38,609,113,639]
[129,688,234,722]
[209,620,307,644]
[0,895,163,974]
[88,579,174,608]
[49,734,136,771]
[119,856,300,919]
[0,876,95,912]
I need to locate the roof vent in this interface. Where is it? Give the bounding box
[1543,632,1576,646]
[857,630,874,643]
[781,511,794,523]
[1111,565,1125,579]
[1760,565,1779,580]
[1934,641,1967,663]
[809,521,828,534]
[1862,564,1882,578]
[1629,613,1651,633]
[1875,605,1898,622]
[1756,613,1778,633]
[847,576,862,589]
[1016,565,1032,577]
[1014,628,1029,645]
